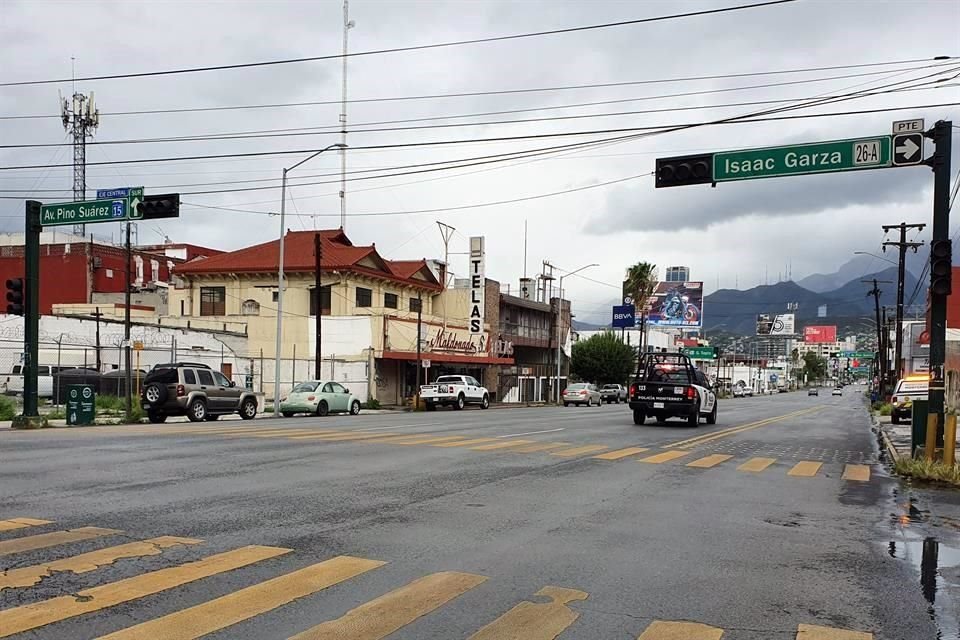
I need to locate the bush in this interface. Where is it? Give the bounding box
[96,395,125,413]
[878,403,893,416]
[363,398,381,410]
[894,456,960,486]
[0,396,16,421]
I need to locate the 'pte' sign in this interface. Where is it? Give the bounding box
[469,236,485,334]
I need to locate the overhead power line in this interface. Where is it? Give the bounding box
[0,0,800,87]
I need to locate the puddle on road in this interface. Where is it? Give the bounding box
[887,492,960,639]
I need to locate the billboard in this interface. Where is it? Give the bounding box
[804,325,837,343]
[645,281,703,328]
[756,313,795,336]
[468,236,485,334]
[611,305,635,328]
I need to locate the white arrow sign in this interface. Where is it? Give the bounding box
[895,137,920,160]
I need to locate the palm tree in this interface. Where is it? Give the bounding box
[623,262,657,312]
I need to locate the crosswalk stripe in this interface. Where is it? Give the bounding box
[592,447,650,460]
[788,461,823,477]
[841,465,871,482]
[329,432,427,442]
[432,437,499,447]
[0,536,201,591]
[512,442,572,453]
[288,571,487,640]
[686,454,734,468]
[290,432,398,442]
[471,440,535,451]
[0,526,120,557]
[0,545,290,638]
[467,585,587,640]
[220,429,312,437]
[97,555,386,640]
[796,623,873,639]
[737,457,777,473]
[638,450,689,464]
[392,436,468,445]
[0,517,52,532]
[637,620,724,639]
[249,430,319,438]
[286,432,360,440]
[551,445,609,458]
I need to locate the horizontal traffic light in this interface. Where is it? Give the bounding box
[931,239,952,296]
[5,277,24,316]
[136,194,180,220]
[655,153,714,188]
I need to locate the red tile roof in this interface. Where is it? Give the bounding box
[175,229,441,290]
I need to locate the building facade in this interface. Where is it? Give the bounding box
[664,266,691,282]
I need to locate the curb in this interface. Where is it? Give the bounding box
[879,427,904,463]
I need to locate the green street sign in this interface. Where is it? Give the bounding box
[40,199,128,227]
[683,346,717,360]
[713,137,891,182]
[841,350,875,359]
[97,187,144,220]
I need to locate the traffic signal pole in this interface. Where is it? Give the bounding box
[18,201,42,423]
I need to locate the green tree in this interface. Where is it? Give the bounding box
[800,351,827,382]
[623,262,657,313]
[571,331,636,385]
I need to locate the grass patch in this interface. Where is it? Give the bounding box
[0,396,16,420]
[363,398,381,410]
[894,456,960,486]
[878,403,893,416]
[46,410,66,420]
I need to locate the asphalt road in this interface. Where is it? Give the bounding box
[1,390,958,639]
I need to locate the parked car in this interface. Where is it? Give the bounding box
[742,387,754,397]
[808,387,819,396]
[628,352,717,426]
[831,386,843,396]
[891,375,928,425]
[280,380,361,417]
[4,364,72,398]
[563,383,602,407]
[141,362,258,423]
[599,384,628,404]
[419,375,490,410]
[732,386,745,398]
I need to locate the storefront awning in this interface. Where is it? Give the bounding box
[380,351,514,366]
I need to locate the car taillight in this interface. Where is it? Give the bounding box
[176,384,185,397]
[686,386,696,400]
[308,395,316,401]
[629,384,636,396]
[580,390,587,395]
[891,396,898,404]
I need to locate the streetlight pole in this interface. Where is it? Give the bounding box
[274,143,346,417]
[555,263,598,404]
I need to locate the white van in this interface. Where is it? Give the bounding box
[3,365,67,398]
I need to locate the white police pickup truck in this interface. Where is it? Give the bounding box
[419,375,490,411]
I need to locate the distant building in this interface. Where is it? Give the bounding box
[664,266,690,282]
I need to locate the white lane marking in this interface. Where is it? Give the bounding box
[497,428,565,438]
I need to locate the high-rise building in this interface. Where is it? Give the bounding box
[665,266,690,282]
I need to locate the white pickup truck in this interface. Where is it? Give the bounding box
[4,365,58,398]
[419,374,490,411]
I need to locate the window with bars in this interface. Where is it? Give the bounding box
[199,287,226,316]
[355,287,372,308]
[410,297,422,312]
[384,292,398,309]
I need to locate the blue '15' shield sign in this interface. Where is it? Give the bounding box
[612,304,636,328]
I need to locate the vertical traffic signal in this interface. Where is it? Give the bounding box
[930,239,952,296]
[655,153,714,188]
[5,278,24,315]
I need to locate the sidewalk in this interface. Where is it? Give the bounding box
[875,413,958,461]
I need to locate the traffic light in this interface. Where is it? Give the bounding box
[930,239,952,296]
[136,194,180,220]
[655,153,714,188]
[5,278,24,316]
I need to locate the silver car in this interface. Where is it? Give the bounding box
[562,383,602,407]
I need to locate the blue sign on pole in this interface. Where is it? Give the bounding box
[612,304,636,328]
[97,188,131,199]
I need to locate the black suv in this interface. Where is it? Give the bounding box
[141,362,258,423]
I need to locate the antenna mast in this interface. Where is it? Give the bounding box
[61,89,99,237]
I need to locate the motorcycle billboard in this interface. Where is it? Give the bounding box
[645,281,703,328]
[756,313,796,336]
[804,325,837,343]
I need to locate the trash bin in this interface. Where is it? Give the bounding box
[910,399,928,457]
[66,384,95,426]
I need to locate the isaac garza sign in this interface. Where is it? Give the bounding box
[469,236,485,334]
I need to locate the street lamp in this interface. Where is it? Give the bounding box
[555,263,598,404]
[274,143,347,417]
[853,251,898,267]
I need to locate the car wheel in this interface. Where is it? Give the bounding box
[586,397,593,407]
[317,400,329,417]
[633,410,646,425]
[282,411,295,418]
[240,398,257,420]
[687,402,700,427]
[455,394,465,410]
[563,402,569,407]
[706,402,717,425]
[147,410,167,424]
[143,382,168,407]
[480,395,489,410]
[205,414,219,421]
[187,399,207,423]
[350,400,361,415]
[425,402,436,411]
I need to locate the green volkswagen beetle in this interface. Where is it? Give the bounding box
[280,380,362,417]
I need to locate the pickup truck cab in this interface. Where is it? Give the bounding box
[600,384,628,404]
[628,353,717,427]
[420,375,490,411]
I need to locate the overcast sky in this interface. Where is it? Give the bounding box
[1,0,958,324]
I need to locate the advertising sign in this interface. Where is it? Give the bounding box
[611,305,636,328]
[804,325,837,343]
[468,236,485,334]
[908,322,929,358]
[756,313,795,336]
[645,281,703,328]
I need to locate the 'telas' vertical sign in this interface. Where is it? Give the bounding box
[469,236,485,334]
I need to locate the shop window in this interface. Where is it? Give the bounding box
[199,287,226,316]
[384,292,398,309]
[356,287,372,308]
[241,299,260,315]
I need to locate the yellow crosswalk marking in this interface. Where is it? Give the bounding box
[637,620,724,639]
[0,545,290,638]
[686,454,734,468]
[291,432,401,442]
[432,437,499,447]
[249,430,319,438]
[796,623,873,639]
[737,457,777,473]
[788,461,823,477]
[842,465,871,482]
[512,442,571,453]
[592,447,649,460]
[0,517,52,532]
[471,440,535,451]
[638,450,689,464]
[392,436,468,445]
[0,526,119,557]
[0,536,201,591]
[468,585,587,640]
[288,571,487,640]
[329,432,427,442]
[220,429,310,438]
[551,445,609,458]
[97,555,385,640]
[286,432,360,440]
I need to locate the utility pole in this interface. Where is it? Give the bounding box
[124,221,132,422]
[314,233,323,380]
[61,91,99,237]
[436,222,455,328]
[882,222,925,384]
[339,0,355,231]
[94,306,102,371]
[864,279,892,398]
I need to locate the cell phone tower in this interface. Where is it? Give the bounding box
[61,91,99,237]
